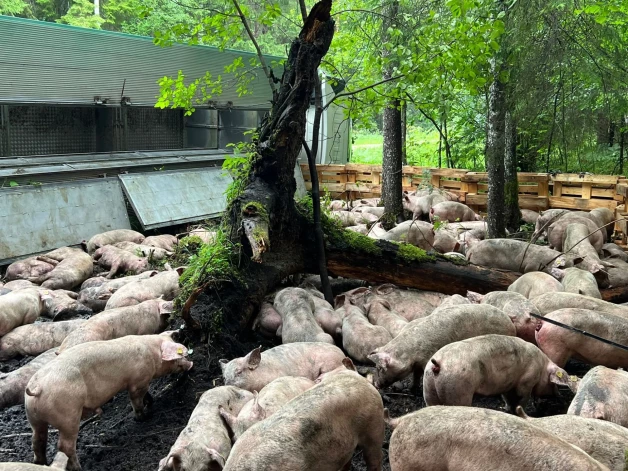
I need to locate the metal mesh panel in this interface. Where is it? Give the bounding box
[8,106,96,156]
[126,108,183,151]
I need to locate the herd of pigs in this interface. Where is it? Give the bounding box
[2,187,628,470]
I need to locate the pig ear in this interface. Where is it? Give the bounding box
[549,368,579,392]
[244,346,262,370]
[403,195,410,203]
[342,357,357,371]
[161,342,187,361]
[166,453,182,471]
[334,294,346,308]
[466,291,484,304]
[251,391,266,420]
[206,448,225,469]
[368,351,390,368]
[175,267,186,276]
[159,300,174,316]
[219,359,229,372]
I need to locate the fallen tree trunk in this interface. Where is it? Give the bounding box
[601,286,628,304]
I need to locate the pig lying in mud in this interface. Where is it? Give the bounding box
[93,245,149,278]
[368,305,516,389]
[251,302,282,338]
[113,241,172,260]
[0,348,59,411]
[507,271,564,299]
[0,452,68,470]
[342,305,392,363]
[380,220,435,250]
[602,242,628,261]
[568,366,628,427]
[273,288,334,344]
[563,222,607,276]
[365,298,408,337]
[517,406,628,471]
[387,406,608,471]
[547,216,604,252]
[25,333,192,471]
[532,292,628,318]
[430,201,481,223]
[4,257,56,281]
[330,210,378,227]
[223,363,384,471]
[105,269,182,309]
[84,229,145,254]
[34,248,93,291]
[159,386,253,471]
[77,271,157,312]
[423,335,577,411]
[536,308,628,368]
[220,376,314,441]
[221,343,345,393]
[0,320,85,360]
[558,267,602,299]
[39,289,91,320]
[59,299,172,352]
[0,288,44,336]
[143,234,178,252]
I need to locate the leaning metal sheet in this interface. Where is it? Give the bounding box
[0,178,131,263]
[119,168,232,230]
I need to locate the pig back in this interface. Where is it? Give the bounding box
[105,271,180,309]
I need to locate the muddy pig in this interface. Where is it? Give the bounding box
[84,229,145,254]
[113,241,172,260]
[105,269,183,309]
[563,222,607,277]
[430,201,481,223]
[387,406,608,471]
[25,333,192,470]
[159,386,253,471]
[77,271,157,313]
[342,305,392,363]
[433,230,460,253]
[252,302,282,338]
[365,298,408,337]
[93,245,149,278]
[602,243,628,262]
[5,257,56,281]
[346,224,368,234]
[220,343,345,393]
[363,284,438,320]
[39,289,92,320]
[534,209,569,238]
[434,294,470,309]
[223,367,384,471]
[403,193,448,220]
[558,267,602,299]
[143,234,178,251]
[330,210,378,227]
[273,288,334,344]
[520,209,540,225]
[591,207,615,241]
[507,271,564,299]
[302,288,343,337]
[220,376,314,441]
[466,239,579,274]
[533,292,628,318]
[536,308,628,368]
[517,406,628,471]
[35,249,93,291]
[568,366,628,427]
[59,299,173,352]
[380,220,435,251]
[0,288,44,336]
[0,348,58,411]
[0,452,68,470]
[0,320,85,360]
[423,334,577,411]
[368,305,516,389]
[604,257,628,287]
[547,217,604,252]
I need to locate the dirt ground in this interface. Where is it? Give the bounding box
[0,307,591,471]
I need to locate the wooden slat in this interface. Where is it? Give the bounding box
[581,183,592,199]
[552,173,618,184]
[561,186,582,197]
[549,196,618,210]
[553,182,563,197]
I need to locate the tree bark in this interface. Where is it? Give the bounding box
[620,116,626,175]
[401,102,407,165]
[504,110,520,232]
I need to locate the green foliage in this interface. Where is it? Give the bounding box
[169,234,204,267]
[155,70,222,116]
[222,133,258,204]
[0,0,30,15]
[57,0,105,28]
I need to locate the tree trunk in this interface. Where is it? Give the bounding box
[504,110,520,232]
[401,102,407,165]
[620,116,626,175]
[486,61,507,238]
[381,100,403,227]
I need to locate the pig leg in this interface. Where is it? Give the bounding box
[501,389,527,414]
[128,385,150,421]
[30,420,49,465]
[57,423,81,471]
[361,424,385,471]
[105,261,122,279]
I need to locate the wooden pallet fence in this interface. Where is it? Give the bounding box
[461,172,550,212]
[549,174,620,211]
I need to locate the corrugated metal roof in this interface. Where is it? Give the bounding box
[0,16,282,109]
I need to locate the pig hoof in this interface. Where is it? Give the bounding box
[134,410,151,422]
[143,392,154,407]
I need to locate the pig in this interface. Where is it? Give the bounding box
[536,308,628,368]
[220,376,315,441]
[0,348,59,411]
[370,285,442,317]
[520,209,540,225]
[220,342,345,393]
[517,406,628,471]
[252,302,282,337]
[3,280,36,290]
[223,367,384,471]
[591,207,615,242]
[368,305,516,389]
[330,211,378,227]
[532,292,628,318]
[79,276,107,290]
[0,452,68,470]
[534,209,569,238]
[311,302,343,339]
[366,222,388,239]
[346,224,368,234]
[93,245,149,278]
[605,257,628,287]
[430,201,481,223]
[602,243,628,261]
[380,220,435,250]
[547,216,604,252]
[423,334,578,411]
[403,193,448,220]
[113,241,172,260]
[354,206,385,218]
[466,239,579,274]
[0,288,44,336]
[433,230,460,253]
[158,386,253,471]
[0,320,86,360]
[433,294,470,309]
[328,200,348,211]
[342,305,392,363]
[188,229,216,245]
[77,271,158,312]
[84,229,145,254]
[568,366,628,427]
[35,249,93,291]
[387,406,608,471]
[4,257,56,281]
[105,269,182,309]
[563,222,607,276]
[559,267,602,298]
[468,290,539,343]
[365,298,408,337]
[0,287,10,296]
[143,234,178,251]
[25,333,193,470]
[58,299,173,352]
[507,271,564,299]
[273,287,334,344]
[39,289,92,320]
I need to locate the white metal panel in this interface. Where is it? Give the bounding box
[119,168,232,230]
[0,178,130,263]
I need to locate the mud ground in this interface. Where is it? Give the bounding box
[0,313,591,471]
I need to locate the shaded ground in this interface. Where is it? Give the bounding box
[0,312,591,471]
